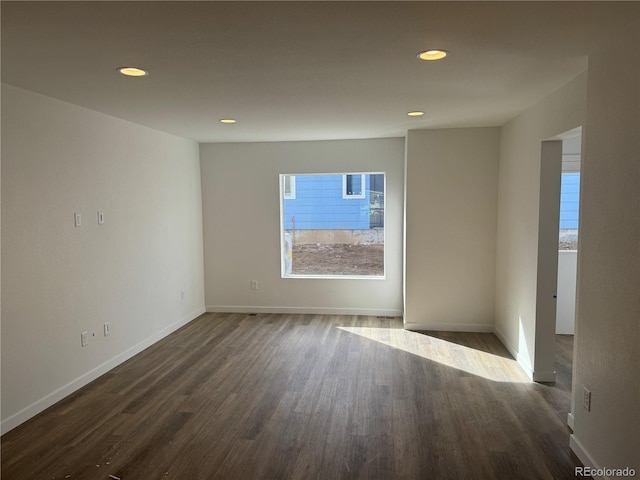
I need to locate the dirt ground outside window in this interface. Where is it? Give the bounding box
[291,244,384,276]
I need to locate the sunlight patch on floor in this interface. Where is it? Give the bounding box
[336,326,530,383]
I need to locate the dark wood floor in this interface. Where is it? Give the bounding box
[2,313,579,479]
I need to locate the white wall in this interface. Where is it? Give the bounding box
[570,19,639,472]
[404,128,500,331]
[555,250,577,335]
[1,85,205,432]
[200,139,404,316]
[494,73,586,380]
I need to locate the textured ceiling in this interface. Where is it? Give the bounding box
[2,1,637,142]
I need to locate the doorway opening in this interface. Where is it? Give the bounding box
[556,130,581,429]
[535,126,581,430]
[556,133,581,336]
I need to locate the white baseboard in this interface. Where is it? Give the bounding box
[570,435,604,479]
[494,326,534,381]
[567,412,575,431]
[533,370,557,383]
[206,305,403,317]
[493,325,518,358]
[1,307,205,435]
[403,322,494,333]
[492,327,556,382]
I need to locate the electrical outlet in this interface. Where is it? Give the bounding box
[81,331,88,347]
[74,212,82,227]
[104,322,110,337]
[251,280,259,290]
[583,387,591,411]
[97,211,105,225]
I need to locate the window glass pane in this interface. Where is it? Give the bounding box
[343,174,365,199]
[347,174,362,195]
[559,172,579,250]
[280,173,384,277]
[283,175,296,199]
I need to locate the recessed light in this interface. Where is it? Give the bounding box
[117,67,148,77]
[407,111,425,117]
[220,119,237,124]
[417,50,448,61]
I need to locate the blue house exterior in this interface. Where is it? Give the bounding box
[283,174,372,230]
[559,173,580,229]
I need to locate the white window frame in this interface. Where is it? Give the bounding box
[280,172,386,279]
[283,175,296,200]
[342,174,366,199]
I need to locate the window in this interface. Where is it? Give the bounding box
[283,175,296,200]
[280,172,385,278]
[559,172,580,250]
[343,174,365,199]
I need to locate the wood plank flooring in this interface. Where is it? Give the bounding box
[1,313,579,479]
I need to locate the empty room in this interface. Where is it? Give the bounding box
[1,2,638,479]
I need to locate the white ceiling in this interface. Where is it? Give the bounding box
[2,1,637,143]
